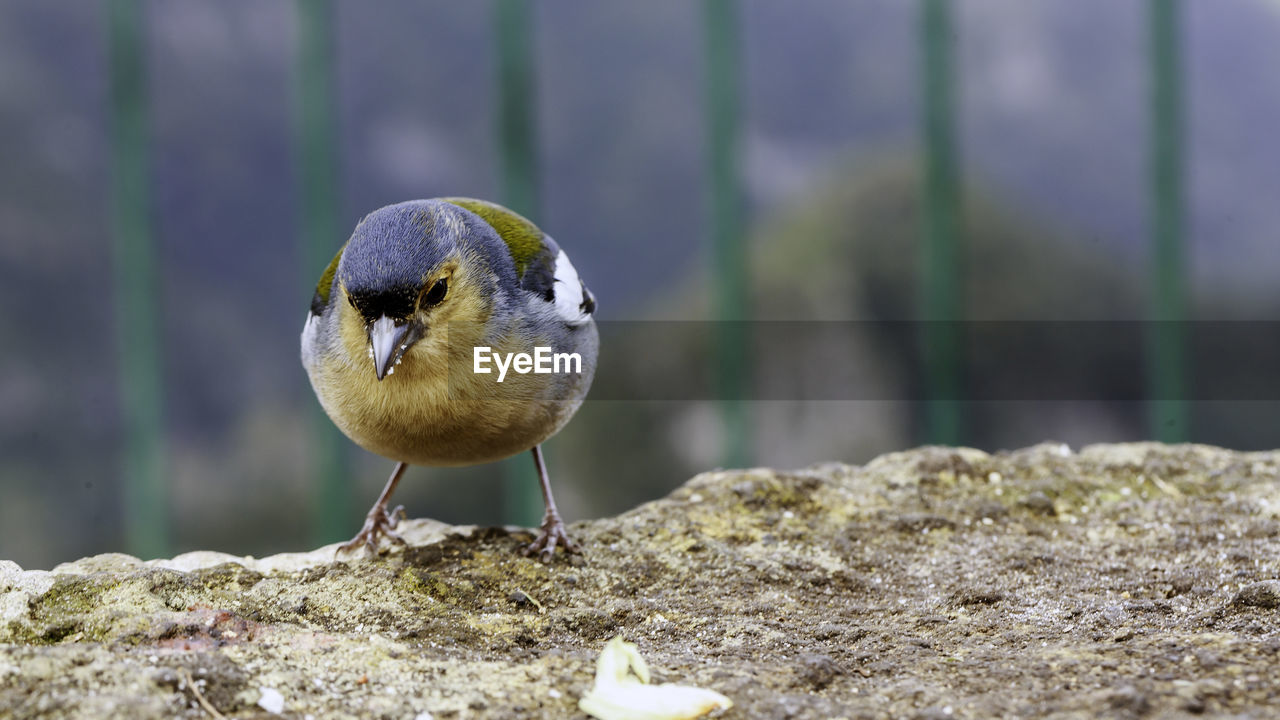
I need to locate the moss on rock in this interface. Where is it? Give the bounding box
[3,443,1280,718]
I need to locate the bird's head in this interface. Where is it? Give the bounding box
[333,200,505,381]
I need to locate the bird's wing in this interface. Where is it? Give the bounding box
[309,242,346,316]
[443,197,595,326]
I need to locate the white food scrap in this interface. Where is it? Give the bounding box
[578,636,732,720]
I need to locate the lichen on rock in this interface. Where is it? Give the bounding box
[3,443,1280,718]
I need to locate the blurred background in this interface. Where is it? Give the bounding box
[3,0,1280,569]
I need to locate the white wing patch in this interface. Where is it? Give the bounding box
[300,311,322,368]
[301,312,320,348]
[552,249,592,326]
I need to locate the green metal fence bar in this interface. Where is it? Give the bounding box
[294,0,350,544]
[919,0,962,446]
[1147,0,1189,442]
[495,0,543,526]
[108,0,167,559]
[496,0,539,222]
[704,0,750,469]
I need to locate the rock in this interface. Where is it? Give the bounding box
[1106,684,1151,717]
[3,443,1280,718]
[795,653,840,690]
[1232,580,1280,609]
[952,588,1003,607]
[1020,490,1057,516]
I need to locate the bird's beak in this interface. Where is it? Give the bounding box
[369,315,421,381]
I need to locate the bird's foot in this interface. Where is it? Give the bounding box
[521,510,581,562]
[336,503,407,556]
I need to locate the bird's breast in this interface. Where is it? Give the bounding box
[304,319,597,466]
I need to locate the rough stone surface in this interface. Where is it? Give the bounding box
[4,443,1280,718]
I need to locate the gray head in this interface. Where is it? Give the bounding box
[335,200,517,379]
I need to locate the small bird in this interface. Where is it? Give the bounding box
[301,198,597,559]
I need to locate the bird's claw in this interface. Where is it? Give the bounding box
[521,511,580,562]
[337,504,407,556]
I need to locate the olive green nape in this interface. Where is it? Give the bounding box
[442,197,545,278]
[313,242,344,309]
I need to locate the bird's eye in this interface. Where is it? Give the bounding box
[422,278,448,307]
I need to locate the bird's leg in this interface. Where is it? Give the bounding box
[521,445,581,561]
[337,462,409,556]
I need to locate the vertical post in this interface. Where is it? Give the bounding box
[919,0,962,446]
[108,0,167,559]
[496,0,539,223]
[495,0,543,526]
[705,0,750,469]
[1147,0,1189,442]
[295,0,349,543]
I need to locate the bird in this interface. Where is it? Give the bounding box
[301,197,597,560]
